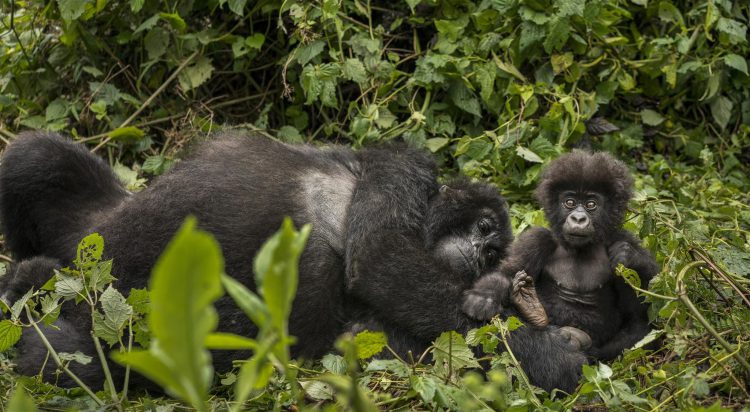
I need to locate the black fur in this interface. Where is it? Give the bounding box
[0,131,514,388]
[463,150,659,393]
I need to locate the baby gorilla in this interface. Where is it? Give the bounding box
[463,151,658,361]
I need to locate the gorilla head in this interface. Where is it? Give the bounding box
[425,180,512,278]
[534,150,634,249]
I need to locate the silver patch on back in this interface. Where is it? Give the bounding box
[298,168,356,254]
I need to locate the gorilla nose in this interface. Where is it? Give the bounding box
[568,211,589,226]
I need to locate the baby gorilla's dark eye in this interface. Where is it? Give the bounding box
[564,198,576,209]
[478,218,493,234]
[584,200,597,210]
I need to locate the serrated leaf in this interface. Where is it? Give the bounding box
[341,58,367,84]
[544,17,570,53]
[724,54,748,76]
[322,353,347,374]
[300,380,334,401]
[353,330,387,359]
[449,82,481,117]
[0,320,22,351]
[410,374,437,402]
[55,275,84,300]
[365,358,410,377]
[179,57,214,92]
[101,285,132,329]
[294,40,326,66]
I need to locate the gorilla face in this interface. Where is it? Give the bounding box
[433,211,508,278]
[558,190,603,248]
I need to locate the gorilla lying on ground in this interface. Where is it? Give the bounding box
[0,131,586,392]
[464,151,659,390]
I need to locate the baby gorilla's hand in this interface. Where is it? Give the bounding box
[608,240,634,270]
[552,326,593,351]
[462,272,510,321]
[510,270,549,328]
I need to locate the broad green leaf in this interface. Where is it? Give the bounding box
[321,354,347,374]
[75,233,104,270]
[365,358,410,378]
[0,320,22,351]
[159,12,186,32]
[353,330,387,359]
[516,146,543,163]
[449,82,481,117]
[222,274,268,328]
[410,375,437,402]
[144,27,169,60]
[300,380,334,401]
[294,40,326,66]
[178,57,215,92]
[342,58,368,84]
[228,0,248,15]
[100,285,132,329]
[114,217,223,412]
[724,54,748,76]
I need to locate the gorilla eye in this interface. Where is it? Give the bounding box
[585,200,597,211]
[563,198,576,209]
[478,218,493,234]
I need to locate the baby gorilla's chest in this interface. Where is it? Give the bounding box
[537,245,622,342]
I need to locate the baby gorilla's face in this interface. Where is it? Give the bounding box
[558,190,604,247]
[432,213,506,278]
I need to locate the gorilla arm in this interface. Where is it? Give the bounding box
[463,227,558,321]
[590,230,658,360]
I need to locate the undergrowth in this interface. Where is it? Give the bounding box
[0,0,749,410]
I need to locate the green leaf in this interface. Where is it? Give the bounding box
[222,274,268,328]
[342,58,368,84]
[322,354,347,374]
[300,380,334,401]
[640,109,665,126]
[410,375,437,402]
[228,0,248,15]
[449,82,481,117]
[294,40,326,66]
[431,331,480,378]
[7,384,38,412]
[710,95,733,130]
[75,232,104,270]
[100,285,133,329]
[544,17,570,53]
[58,0,91,21]
[0,320,22,351]
[353,330,387,359]
[716,18,747,44]
[159,12,186,32]
[254,219,311,332]
[178,57,215,92]
[129,0,145,12]
[108,126,145,142]
[245,33,265,50]
[365,358,410,377]
[724,54,748,76]
[425,137,449,153]
[113,217,224,411]
[516,146,543,163]
[144,27,169,60]
[126,288,151,315]
[205,332,257,350]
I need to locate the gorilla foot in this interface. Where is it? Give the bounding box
[510,270,549,328]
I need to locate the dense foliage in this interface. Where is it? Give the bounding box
[0,0,749,410]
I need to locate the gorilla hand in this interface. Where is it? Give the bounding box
[462,272,511,321]
[608,240,635,271]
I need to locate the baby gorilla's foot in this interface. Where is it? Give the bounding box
[511,270,549,328]
[555,326,593,351]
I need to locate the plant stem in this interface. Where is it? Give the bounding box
[25,306,104,406]
[92,331,122,411]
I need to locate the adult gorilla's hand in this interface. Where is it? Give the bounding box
[551,326,593,351]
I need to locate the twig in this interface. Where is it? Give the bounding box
[25,306,105,406]
[675,260,750,374]
[91,51,200,153]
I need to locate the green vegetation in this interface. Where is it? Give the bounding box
[0,0,749,410]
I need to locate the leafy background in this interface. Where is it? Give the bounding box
[0,0,749,410]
